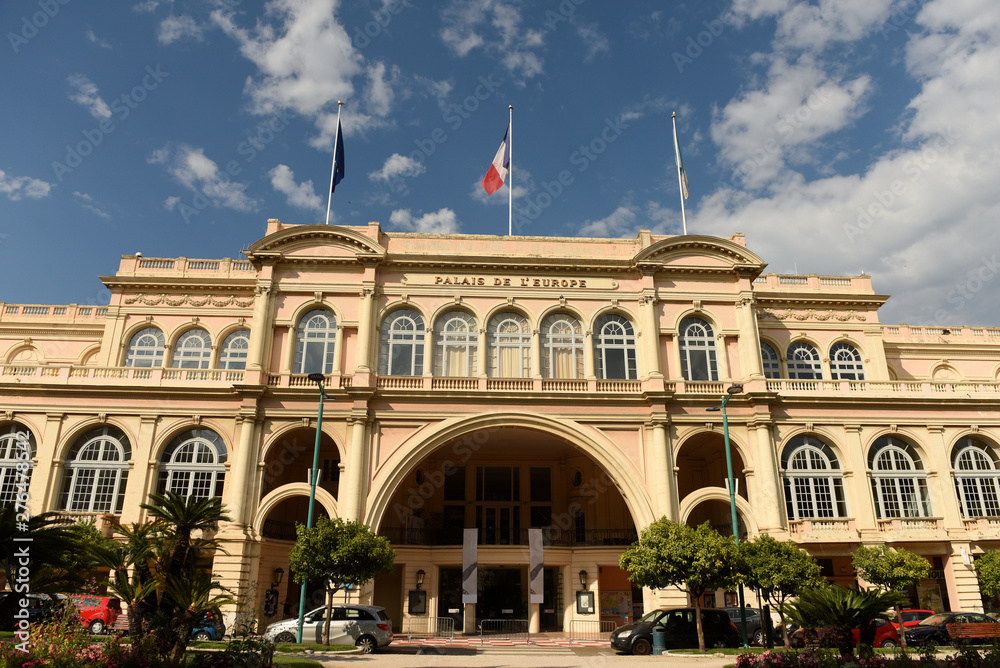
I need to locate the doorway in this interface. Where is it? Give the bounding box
[476,567,527,626]
[438,567,464,632]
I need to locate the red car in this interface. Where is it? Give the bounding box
[891,609,935,629]
[68,595,122,634]
[791,618,901,648]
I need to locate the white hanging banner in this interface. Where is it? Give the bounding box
[462,528,478,604]
[529,528,544,604]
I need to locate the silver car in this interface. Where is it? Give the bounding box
[264,604,393,653]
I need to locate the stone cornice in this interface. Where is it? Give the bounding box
[100,276,257,292]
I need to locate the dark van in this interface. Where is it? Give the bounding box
[610,607,740,655]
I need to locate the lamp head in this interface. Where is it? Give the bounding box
[272,567,284,586]
[727,384,744,395]
[706,407,721,412]
[579,569,588,588]
[307,372,326,384]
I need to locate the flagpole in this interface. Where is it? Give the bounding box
[508,104,513,236]
[672,112,688,235]
[325,101,344,226]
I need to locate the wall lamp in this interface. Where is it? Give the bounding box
[579,569,588,588]
[416,569,425,590]
[272,567,284,587]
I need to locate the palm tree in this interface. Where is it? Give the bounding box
[781,585,908,659]
[141,491,231,580]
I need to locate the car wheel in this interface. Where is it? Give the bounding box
[752,630,764,646]
[89,620,105,635]
[355,635,377,653]
[712,638,728,649]
[274,631,296,644]
[880,638,898,648]
[631,638,652,656]
[193,631,211,641]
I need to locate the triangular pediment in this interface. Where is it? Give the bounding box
[246,225,386,264]
[633,235,765,274]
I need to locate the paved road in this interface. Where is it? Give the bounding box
[309,644,737,667]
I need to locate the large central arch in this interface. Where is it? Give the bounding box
[365,411,656,533]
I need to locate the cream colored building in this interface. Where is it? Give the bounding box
[3,219,999,634]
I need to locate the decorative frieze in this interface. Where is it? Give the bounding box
[124,294,255,308]
[757,308,867,322]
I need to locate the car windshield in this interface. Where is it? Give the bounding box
[638,610,665,624]
[919,614,951,626]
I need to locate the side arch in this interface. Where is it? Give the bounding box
[678,487,759,537]
[253,483,339,536]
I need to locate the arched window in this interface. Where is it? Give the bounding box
[219,329,251,370]
[157,429,227,500]
[124,327,165,368]
[433,311,478,377]
[379,308,425,376]
[787,341,822,380]
[760,342,781,379]
[869,436,931,518]
[541,313,583,379]
[0,423,36,507]
[59,426,131,514]
[170,329,212,369]
[679,317,718,381]
[294,309,337,375]
[488,312,531,378]
[781,435,847,520]
[952,437,1000,518]
[594,314,637,380]
[830,342,865,381]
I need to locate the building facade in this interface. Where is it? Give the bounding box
[3,219,1000,632]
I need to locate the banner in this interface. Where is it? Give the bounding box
[462,528,478,604]
[529,528,544,604]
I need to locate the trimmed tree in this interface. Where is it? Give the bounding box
[289,517,396,646]
[740,534,825,648]
[620,519,740,652]
[852,544,931,652]
[975,549,1000,600]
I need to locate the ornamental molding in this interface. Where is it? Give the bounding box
[124,294,255,308]
[757,308,867,322]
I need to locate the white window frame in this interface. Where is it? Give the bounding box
[62,427,130,514]
[830,342,865,381]
[170,329,212,369]
[870,437,932,518]
[679,317,718,381]
[0,424,36,507]
[487,312,532,378]
[953,437,1000,518]
[782,436,847,520]
[594,314,637,380]
[379,308,425,376]
[125,327,165,368]
[159,430,227,500]
[294,309,337,375]
[787,341,822,380]
[541,313,584,379]
[219,329,251,370]
[434,311,478,377]
[760,342,781,379]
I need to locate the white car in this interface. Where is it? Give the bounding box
[264,604,393,653]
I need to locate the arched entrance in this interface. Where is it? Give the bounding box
[675,430,748,504]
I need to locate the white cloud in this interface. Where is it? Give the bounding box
[85,28,112,49]
[81,203,111,220]
[620,95,675,123]
[72,191,93,202]
[67,74,112,120]
[269,164,322,210]
[369,153,426,182]
[576,23,610,62]
[157,15,205,44]
[578,205,637,237]
[163,196,180,211]
[390,207,461,233]
[440,0,546,79]
[0,169,52,201]
[148,144,256,212]
[133,0,168,13]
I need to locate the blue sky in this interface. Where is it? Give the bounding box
[2,0,999,326]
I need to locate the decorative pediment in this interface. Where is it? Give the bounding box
[245,225,387,266]
[633,235,765,274]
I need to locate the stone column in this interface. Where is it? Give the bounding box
[648,420,674,519]
[477,327,488,377]
[750,420,782,531]
[246,283,273,371]
[32,413,64,514]
[844,425,878,536]
[529,603,540,633]
[340,413,370,521]
[715,334,731,381]
[354,289,375,374]
[464,603,476,634]
[583,331,595,380]
[331,326,344,376]
[737,296,763,378]
[640,295,662,378]
[124,415,159,525]
[226,415,259,529]
[863,326,890,381]
[423,327,434,377]
[927,426,962,529]
[531,328,542,378]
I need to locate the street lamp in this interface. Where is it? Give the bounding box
[296,372,329,644]
[707,384,748,648]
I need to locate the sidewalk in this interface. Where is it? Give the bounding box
[393,632,608,647]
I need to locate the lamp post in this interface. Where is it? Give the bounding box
[707,384,748,649]
[296,372,328,643]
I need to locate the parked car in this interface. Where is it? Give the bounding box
[191,608,226,641]
[725,607,764,645]
[5,594,66,628]
[610,607,740,655]
[67,595,122,635]
[263,604,392,653]
[904,612,1000,646]
[891,609,935,629]
[790,618,900,648]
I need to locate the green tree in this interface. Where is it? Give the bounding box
[288,516,397,646]
[975,549,1000,599]
[740,535,825,648]
[620,519,740,652]
[781,584,907,659]
[852,544,931,652]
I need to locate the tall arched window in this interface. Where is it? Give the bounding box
[294,309,337,375]
[170,329,212,369]
[869,436,932,518]
[433,311,478,377]
[0,423,36,507]
[488,312,531,378]
[379,308,425,376]
[59,426,131,514]
[541,313,583,379]
[781,435,847,520]
[594,314,637,380]
[830,342,865,380]
[953,437,1000,518]
[679,317,718,381]
[760,342,781,379]
[218,329,251,370]
[124,327,165,368]
[787,341,822,380]
[156,429,227,499]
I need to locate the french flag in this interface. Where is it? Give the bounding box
[481,124,510,195]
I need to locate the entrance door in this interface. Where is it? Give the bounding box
[540,566,561,631]
[476,567,527,626]
[476,506,521,545]
[438,567,464,632]
[372,564,403,632]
